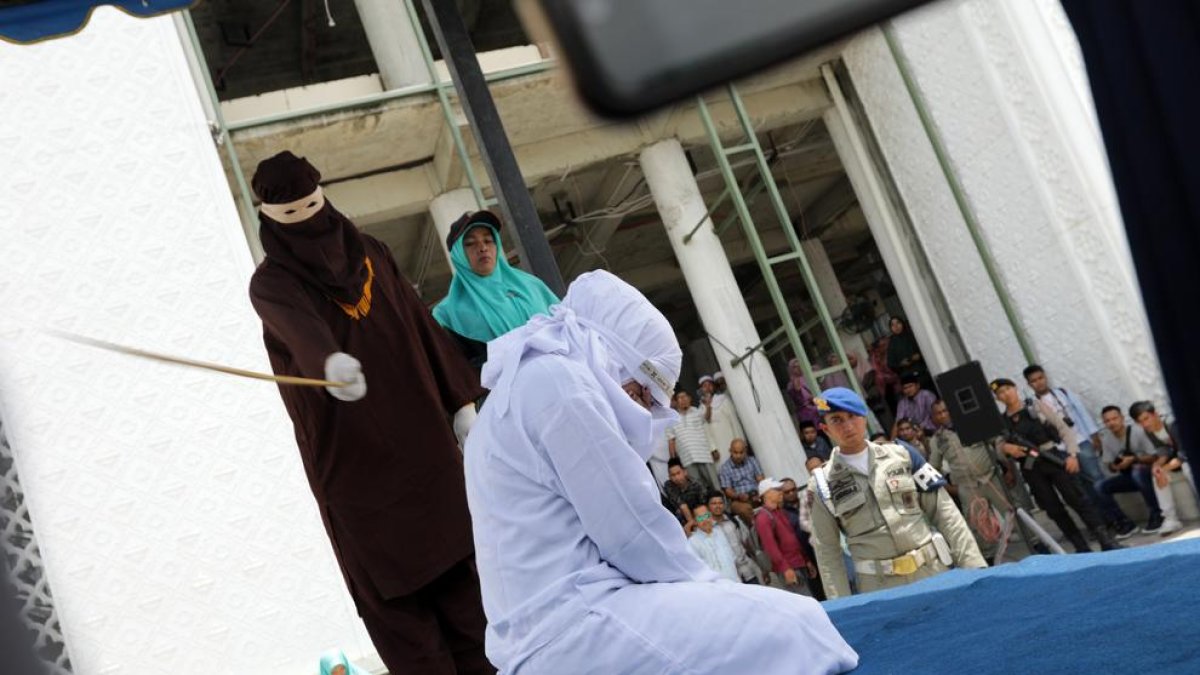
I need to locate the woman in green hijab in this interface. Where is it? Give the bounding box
[433,210,560,369]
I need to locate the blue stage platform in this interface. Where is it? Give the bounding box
[823,538,1200,674]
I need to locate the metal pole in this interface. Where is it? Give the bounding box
[224,61,553,132]
[419,0,565,296]
[696,96,820,396]
[180,10,264,263]
[402,0,491,209]
[726,85,865,405]
[882,24,1037,364]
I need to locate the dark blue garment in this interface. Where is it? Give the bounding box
[0,1,192,44]
[803,436,833,464]
[1095,466,1160,522]
[825,539,1200,674]
[1061,1,1200,496]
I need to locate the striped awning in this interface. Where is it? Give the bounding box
[0,0,194,44]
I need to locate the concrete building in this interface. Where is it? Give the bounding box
[0,0,1168,672]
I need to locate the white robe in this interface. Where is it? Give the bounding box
[465,355,858,674]
[706,393,745,465]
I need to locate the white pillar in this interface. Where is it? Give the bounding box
[429,188,478,267]
[640,139,808,483]
[353,0,431,90]
[800,238,870,373]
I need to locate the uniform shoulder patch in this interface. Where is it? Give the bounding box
[905,444,946,491]
[912,462,946,492]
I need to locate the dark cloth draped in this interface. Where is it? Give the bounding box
[885,330,922,375]
[250,234,485,602]
[1061,0,1200,492]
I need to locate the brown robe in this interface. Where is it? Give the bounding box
[250,233,485,607]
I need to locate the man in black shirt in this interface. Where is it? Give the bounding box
[800,421,833,472]
[662,457,707,529]
[991,378,1122,552]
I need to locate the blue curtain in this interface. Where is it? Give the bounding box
[1061,0,1200,492]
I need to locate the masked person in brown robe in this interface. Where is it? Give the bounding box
[247,151,492,674]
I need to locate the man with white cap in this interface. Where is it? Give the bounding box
[464,271,858,674]
[755,477,819,595]
[808,387,985,598]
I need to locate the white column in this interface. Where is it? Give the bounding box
[353,0,431,90]
[429,188,478,267]
[640,139,808,483]
[800,238,870,371]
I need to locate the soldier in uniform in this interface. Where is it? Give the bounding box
[807,388,986,598]
[990,378,1123,553]
[927,399,1016,562]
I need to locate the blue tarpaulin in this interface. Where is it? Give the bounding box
[824,538,1200,674]
[0,0,194,44]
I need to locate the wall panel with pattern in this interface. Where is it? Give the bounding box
[0,8,374,673]
[842,0,1166,414]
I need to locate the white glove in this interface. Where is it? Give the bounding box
[453,404,478,447]
[324,352,367,402]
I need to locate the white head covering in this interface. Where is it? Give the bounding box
[482,271,682,460]
[698,375,714,385]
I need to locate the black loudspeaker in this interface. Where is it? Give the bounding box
[934,361,1004,446]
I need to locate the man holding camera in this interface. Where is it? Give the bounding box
[991,378,1122,552]
[1024,365,1106,508]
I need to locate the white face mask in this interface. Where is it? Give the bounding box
[617,369,678,459]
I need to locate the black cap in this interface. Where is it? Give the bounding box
[900,371,922,386]
[446,210,502,250]
[990,378,1016,392]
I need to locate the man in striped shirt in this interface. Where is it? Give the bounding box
[668,390,720,492]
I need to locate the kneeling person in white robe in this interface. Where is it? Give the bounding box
[464,270,858,674]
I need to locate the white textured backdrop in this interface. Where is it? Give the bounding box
[842,0,1166,414]
[0,9,373,673]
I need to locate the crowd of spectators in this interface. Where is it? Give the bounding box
[655,322,1196,598]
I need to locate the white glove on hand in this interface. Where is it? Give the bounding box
[324,352,367,402]
[453,404,478,447]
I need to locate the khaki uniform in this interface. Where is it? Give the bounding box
[808,442,985,598]
[928,428,1013,560]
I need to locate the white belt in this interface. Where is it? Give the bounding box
[854,541,938,577]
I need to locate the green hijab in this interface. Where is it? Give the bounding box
[433,223,560,342]
[318,649,368,675]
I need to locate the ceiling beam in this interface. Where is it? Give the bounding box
[794,175,855,239]
[557,162,643,280]
[322,163,439,225]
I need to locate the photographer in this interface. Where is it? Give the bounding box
[1024,365,1106,508]
[990,379,1122,553]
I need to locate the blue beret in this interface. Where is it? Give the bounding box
[815,387,868,417]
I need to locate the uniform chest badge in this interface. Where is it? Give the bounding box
[830,478,866,511]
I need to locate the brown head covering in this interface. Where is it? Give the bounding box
[252,151,368,306]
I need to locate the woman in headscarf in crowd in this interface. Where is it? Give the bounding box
[248,151,491,674]
[786,357,822,429]
[463,270,856,674]
[869,336,901,420]
[433,210,560,370]
[885,315,927,381]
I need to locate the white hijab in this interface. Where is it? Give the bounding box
[482,271,681,460]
